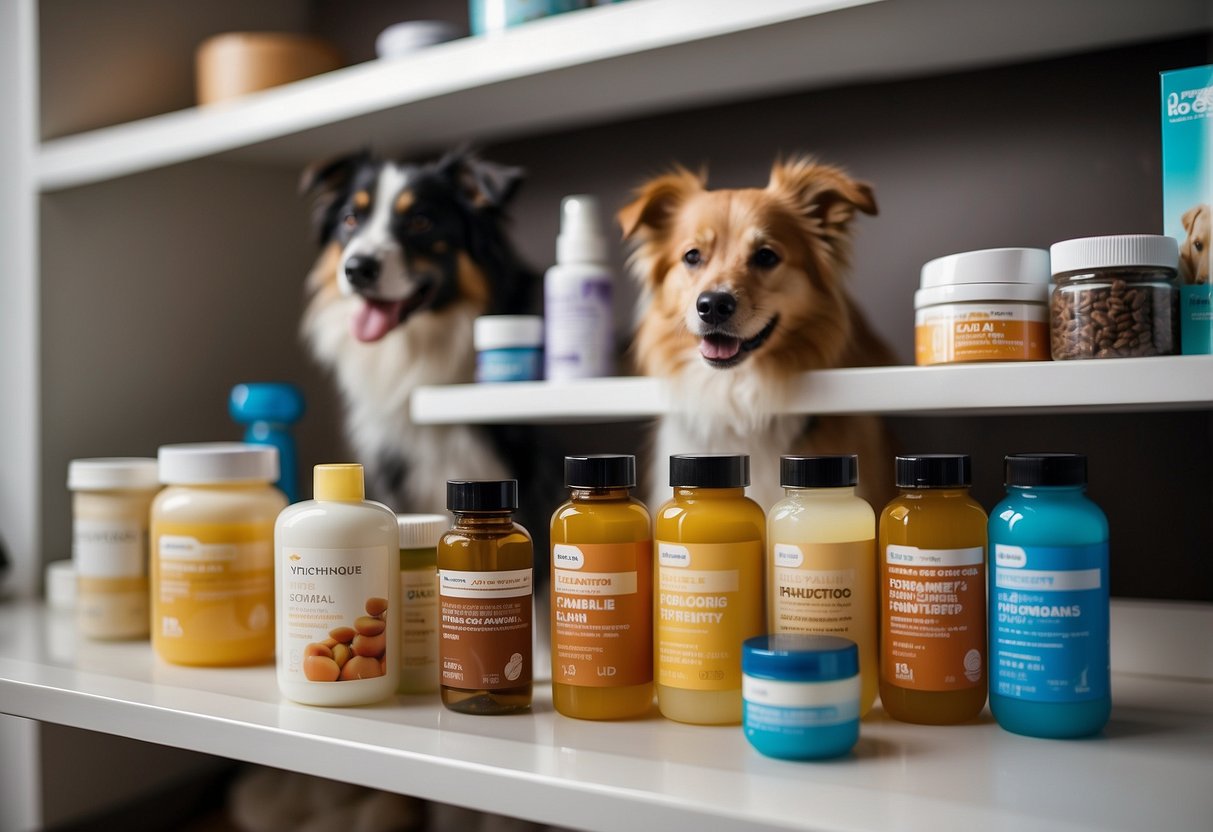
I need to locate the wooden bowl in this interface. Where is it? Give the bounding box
[195,32,341,105]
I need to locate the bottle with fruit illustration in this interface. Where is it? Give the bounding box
[275,464,399,705]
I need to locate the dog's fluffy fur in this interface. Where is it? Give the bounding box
[620,157,896,509]
[1180,203,1209,284]
[301,150,536,512]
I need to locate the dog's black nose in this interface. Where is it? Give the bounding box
[697,291,737,325]
[344,255,380,289]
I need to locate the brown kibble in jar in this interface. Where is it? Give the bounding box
[332,642,353,668]
[365,597,388,617]
[339,655,383,680]
[352,632,386,658]
[303,655,341,682]
[329,626,356,644]
[354,615,386,636]
[303,642,333,659]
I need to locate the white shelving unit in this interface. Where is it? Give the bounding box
[3,600,1211,832]
[412,356,1213,424]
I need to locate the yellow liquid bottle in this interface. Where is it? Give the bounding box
[550,455,653,719]
[655,455,765,725]
[767,455,878,717]
[879,454,988,724]
[439,480,533,715]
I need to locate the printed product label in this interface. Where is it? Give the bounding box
[656,540,764,691]
[743,675,861,732]
[551,541,652,687]
[400,567,438,682]
[993,543,1109,703]
[281,545,392,683]
[155,531,274,645]
[1181,285,1213,354]
[772,540,874,639]
[915,303,1048,365]
[75,518,145,578]
[440,568,532,690]
[883,544,986,691]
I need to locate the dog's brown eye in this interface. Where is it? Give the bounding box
[343,213,358,229]
[751,247,781,269]
[683,249,702,267]
[1196,241,1205,252]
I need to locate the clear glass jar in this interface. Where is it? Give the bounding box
[1049,236,1180,360]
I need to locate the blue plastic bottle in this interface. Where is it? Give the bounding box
[229,383,305,503]
[988,453,1110,738]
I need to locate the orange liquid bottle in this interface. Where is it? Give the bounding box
[878,454,987,724]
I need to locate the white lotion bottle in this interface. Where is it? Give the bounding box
[544,195,615,381]
[276,464,399,706]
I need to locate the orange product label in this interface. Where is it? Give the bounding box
[440,568,532,691]
[551,541,652,688]
[882,544,986,691]
[656,540,764,692]
[915,304,1048,364]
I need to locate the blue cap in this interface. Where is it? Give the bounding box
[229,383,305,425]
[742,634,859,682]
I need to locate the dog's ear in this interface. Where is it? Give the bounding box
[617,167,705,241]
[1182,204,1205,233]
[768,157,877,236]
[440,149,526,210]
[300,149,371,245]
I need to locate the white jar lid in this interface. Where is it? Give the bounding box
[473,315,544,350]
[375,20,462,58]
[45,559,76,610]
[920,247,1050,289]
[158,442,279,485]
[915,281,1048,309]
[1050,235,1179,275]
[67,457,159,491]
[397,513,449,548]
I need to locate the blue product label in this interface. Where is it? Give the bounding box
[744,701,859,733]
[1182,285,1213,354]
[992,543,1109,703]
[476,347,542,383]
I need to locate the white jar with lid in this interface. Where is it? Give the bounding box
[151,443,284,666]
[474,315,544,382]
[915,248,1051,365]
[68,458,159,639]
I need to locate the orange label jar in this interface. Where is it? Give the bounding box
[915,248,1051,365]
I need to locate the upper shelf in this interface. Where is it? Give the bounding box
[410,356,1213,424]
[36,0,1210,192]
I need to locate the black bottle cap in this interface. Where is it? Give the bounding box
[669,454,750,488]
[781,455,858,488]
[565,454,636,489]
[895,454,971,488]
[1005,453,1087,487]
[446,479,517,512]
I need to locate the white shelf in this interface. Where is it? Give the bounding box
[1,600,1210,832]
[36,0,1210,192]
[411,356,1213,424]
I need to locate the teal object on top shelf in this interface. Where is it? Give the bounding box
[230,383,305,503]
[470,0,591,35]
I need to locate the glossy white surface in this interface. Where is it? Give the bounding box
[36,0,1209,191]
[1,600,1210,832]
[411,356,1213,424]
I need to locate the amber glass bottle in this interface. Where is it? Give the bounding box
[879,455,988,724]
[550,454,653,719]
[438,480,533,715]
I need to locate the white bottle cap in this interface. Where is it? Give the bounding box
[473,315,544,350]
[158,442,279,485]
[1050,234,1179,275]
[556,194,608,264]
[67,458,160,491]
[397,513,450,549]
[915,247,1051,308]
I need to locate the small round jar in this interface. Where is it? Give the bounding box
[742,634,860,760]
[1049,235,1180,360]
[473,315,544,382]
[68,458,160,639]
[914,248,1051,365]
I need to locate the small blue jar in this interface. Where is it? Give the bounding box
[988,453,1110,739]
[474,315,544,383]
[742,634,860,760]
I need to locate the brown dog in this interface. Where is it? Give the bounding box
[619,157,896,508]
[1180,203,1209,284]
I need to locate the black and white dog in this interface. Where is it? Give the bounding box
[300,150,537,512]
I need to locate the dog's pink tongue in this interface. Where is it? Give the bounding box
[700,335,741,361]
[352,299,404,343]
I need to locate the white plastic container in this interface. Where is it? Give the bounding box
[544,195,615,381]
[474,315,544,382]
[396,513,449,695]
[68,457,160,639]
[276,464,399,706]
[914,247,1051,365]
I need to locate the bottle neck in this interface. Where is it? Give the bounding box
[898,486,971,498]
[673,486,746,499]
[783,486,857,498]
[570,487,632,502]
[453,511,515,530]
[1008,484,1087,496]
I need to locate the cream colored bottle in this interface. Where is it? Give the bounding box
[767,455,877,716]
[276,464,399,706]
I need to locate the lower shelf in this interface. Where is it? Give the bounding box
[1,600,1210,832]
